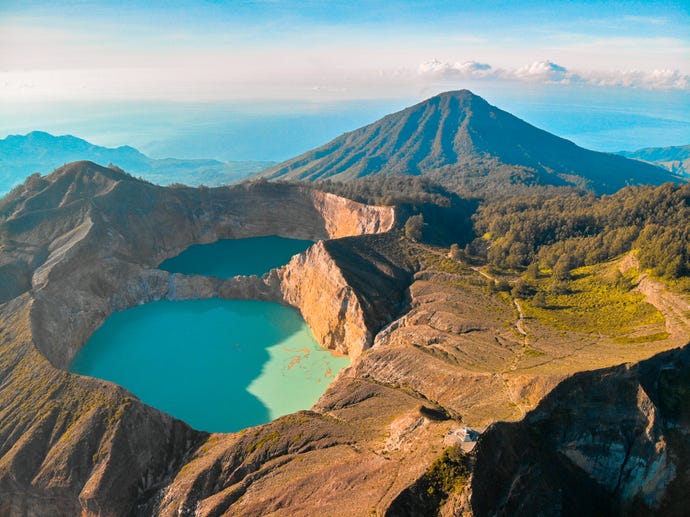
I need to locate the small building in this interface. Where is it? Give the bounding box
[444,426,480,446]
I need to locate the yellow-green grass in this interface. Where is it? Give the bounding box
[522,265,664,337]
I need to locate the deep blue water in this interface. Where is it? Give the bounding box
[158,236,313,277]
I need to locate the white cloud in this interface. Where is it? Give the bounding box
[578,68,689,90]
[418,58,690,91]
[418,59,493,78]
[512,60,569,82]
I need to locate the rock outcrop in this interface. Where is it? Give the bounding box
[464,345,690,516]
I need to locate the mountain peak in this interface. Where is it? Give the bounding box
[432,89,480,99]
[263,91,679,194]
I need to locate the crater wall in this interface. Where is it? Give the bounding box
[21,166,394,369]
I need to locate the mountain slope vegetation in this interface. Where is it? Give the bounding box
[263,90,680,194]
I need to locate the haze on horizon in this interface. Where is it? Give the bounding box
[1,0,688,160]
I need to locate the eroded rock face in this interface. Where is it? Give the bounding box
[275,241,370,357]
[466,346,690,516]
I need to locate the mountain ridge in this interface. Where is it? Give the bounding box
[0,131,275,194]
[263,90,681,194]
[0,160,687,515]
[619,143,690,177]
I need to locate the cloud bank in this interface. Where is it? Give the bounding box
[418,59,689,91]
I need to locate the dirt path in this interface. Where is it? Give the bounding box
[514,299,527,339]
[470,266,528,343]
[469,265,529,417]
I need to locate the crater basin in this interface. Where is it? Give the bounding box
[70,236,348,432]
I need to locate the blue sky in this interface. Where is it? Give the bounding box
[1,0,688,102]
[0,1,687,160]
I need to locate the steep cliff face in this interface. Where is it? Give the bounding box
[275,241,370,357]
[465,345,690,516]
[273,233,412,358]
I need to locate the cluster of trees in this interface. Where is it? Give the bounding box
[302,174,688,281]
[310,175,454,206]
[473,183,690,279]
[309,176,478,246]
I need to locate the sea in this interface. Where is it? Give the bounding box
[1,86,688,164]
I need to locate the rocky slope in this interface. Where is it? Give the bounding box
[0,162,687,515]
[261,90,680,194]
[462,345,690,516]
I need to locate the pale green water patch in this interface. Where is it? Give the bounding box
[158,235,313,277]
[248,334,349,420]
[70,299,348,433]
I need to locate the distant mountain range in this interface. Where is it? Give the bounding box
[618,144,690,177]
[0,131,274,195]
[3,94,685,198]
[262,90,682,194]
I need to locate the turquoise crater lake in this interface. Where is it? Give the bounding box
[158,235,314,277]
[71,236,348,433]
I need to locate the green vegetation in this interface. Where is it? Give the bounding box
[424,447,469,499]
[405,214,424,241]
[307,176,478,246]
[522,265,664,336]
[311,177,688,288]
[614,332,670,344]
[247,430,281,453]
[473,183,690,283]
[309,175,454,206]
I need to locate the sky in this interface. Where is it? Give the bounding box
[0,0,688,159]
[2,0,688,102]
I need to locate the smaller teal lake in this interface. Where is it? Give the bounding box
[158,235,313,277]
[71,299,349,432]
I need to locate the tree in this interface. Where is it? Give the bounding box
[511,279,532,298]
[549,280,570,295]
[495,279,511,292]
[525,261,540,280]
[405,214,424,241]
[552,254,574,282]
[506,241,529,269]
[449,243,466,261]
[532,291,547,308]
